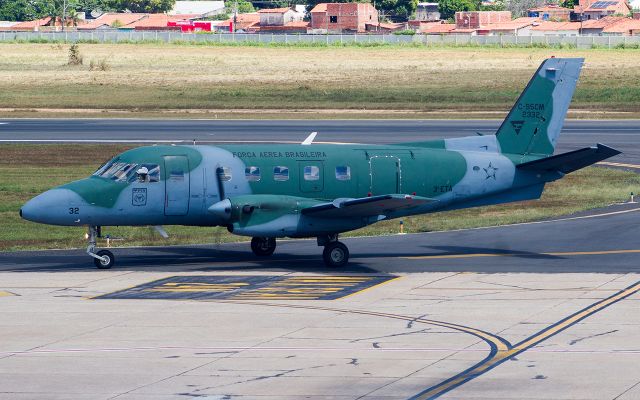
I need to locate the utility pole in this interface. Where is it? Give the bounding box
[232,0,238,33]
[62,0,67,32]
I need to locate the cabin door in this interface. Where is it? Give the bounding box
[164,155,190,216]
[369,155,400,195]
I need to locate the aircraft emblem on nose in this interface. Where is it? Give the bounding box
[132,188,147,206]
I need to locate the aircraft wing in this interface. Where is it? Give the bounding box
[517,144,621,174]
[301,194,437,219]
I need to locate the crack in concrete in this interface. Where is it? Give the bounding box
[569,329,619,345]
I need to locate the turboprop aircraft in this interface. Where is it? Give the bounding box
[20,57,620,269]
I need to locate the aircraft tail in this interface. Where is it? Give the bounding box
[495,57,584,158]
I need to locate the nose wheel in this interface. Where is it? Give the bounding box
[251,237,277,256]
[94,250,115,269]
[87,226,115,269]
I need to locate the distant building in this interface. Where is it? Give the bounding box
[573,0,631,20]
[528,5,571,21]
[309,3,379,33]
[579,15,628,32]
[601,16,640,33]
[0,17,51,31]
[530,21,581,36]
[365,21,407,32]
[169,1,226,17]
[416,3,440,22]
[455,11,511,29]
[257,7,308,33]
[477,17,537,35]
[77,13,147,30]
[258,8,303,26]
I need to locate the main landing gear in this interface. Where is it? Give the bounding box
[250,237,277,256]
[87,226,114,269]
[318,234,349,267]
[249,234,350,267]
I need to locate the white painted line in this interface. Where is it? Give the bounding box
[0,139,179,143]
[0,139,359,145]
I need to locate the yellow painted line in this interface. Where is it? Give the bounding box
[412,280,640,400]
[338,276,402,300]
[404,249,640,260]
[597,161,640,169]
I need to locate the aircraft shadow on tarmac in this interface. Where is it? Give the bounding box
[2,243,636,274]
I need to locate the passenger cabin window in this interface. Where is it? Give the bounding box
[335,166,351,181]
[245,166,261,182]
[329,15,337,23]
[304,165,320,181]
[93,160,159,183]
[217,166,232,182]
[273,166,289,181]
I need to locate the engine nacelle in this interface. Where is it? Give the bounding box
[208,195,368,238]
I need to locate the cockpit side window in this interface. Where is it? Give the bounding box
[132,164,160,183]
[93,160,160,183]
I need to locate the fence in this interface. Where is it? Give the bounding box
[1,30,639,48]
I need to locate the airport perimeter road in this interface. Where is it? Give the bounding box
[1,204,639,399]
[1,119,639,165]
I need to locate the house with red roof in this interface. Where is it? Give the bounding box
[528,5,572,21]
[0,17,51,31]
[477,17,538,35]
[574,0,631,20]
[529,21,582,36]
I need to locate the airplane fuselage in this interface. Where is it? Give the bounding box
[20,136,551,231]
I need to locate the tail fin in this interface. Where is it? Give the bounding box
[495,58,584,158]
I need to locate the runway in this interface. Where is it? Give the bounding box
[1,202,639,399]
[1,118,639,165]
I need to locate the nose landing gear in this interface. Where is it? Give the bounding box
[87,226,114,269]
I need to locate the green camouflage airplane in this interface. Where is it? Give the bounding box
[21,57,620,269]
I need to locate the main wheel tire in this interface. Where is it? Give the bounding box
[251,237,276,257]
[323,241,349,267]
[94,250,115,269]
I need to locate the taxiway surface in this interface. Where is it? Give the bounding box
[1,119,639,165]
[1,203,639,399]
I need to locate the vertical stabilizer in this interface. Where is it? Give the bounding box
[495,58,583,158]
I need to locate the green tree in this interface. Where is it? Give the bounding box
[373,0,419,20]
[437,0,477,20]
[561,0,575,8]
[0,0,38,21]
[479,0,506,11]
[76,0,115,16]
[108,0,176,13]
[225,0,255,14]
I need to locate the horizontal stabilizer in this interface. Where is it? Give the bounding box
[517,143,621,174]
[301,194,436,218]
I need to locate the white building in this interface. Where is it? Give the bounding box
[416,3,440,22]
[258,8,303,26]
[169,1,226,17]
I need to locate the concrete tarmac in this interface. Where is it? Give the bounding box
[1,119,639,164]
[1,203,639,399]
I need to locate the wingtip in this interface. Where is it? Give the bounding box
[596,143,623,156]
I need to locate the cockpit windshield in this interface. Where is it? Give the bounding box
[93,159,160,183]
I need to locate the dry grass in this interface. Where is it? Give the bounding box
[0,44,640,115]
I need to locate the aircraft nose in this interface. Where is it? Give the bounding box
[21,189,81,225]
